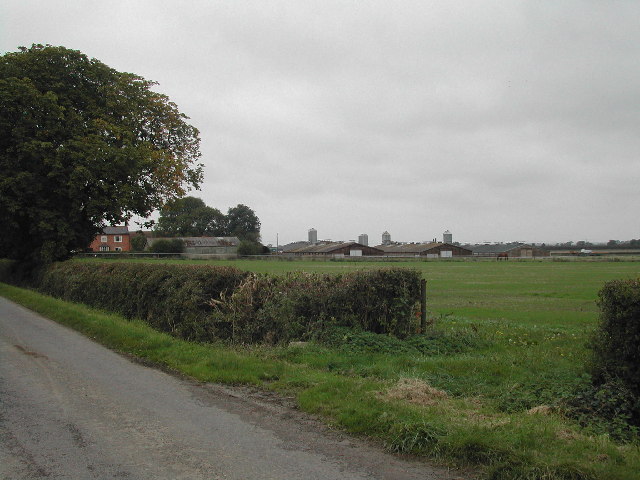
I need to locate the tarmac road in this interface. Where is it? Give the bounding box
[0,296,462,480]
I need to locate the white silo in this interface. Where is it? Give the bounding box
[358,234,369,246]
[443,230,452,243]
[382,231,391,245]
[308,228,318,244]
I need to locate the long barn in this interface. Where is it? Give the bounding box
[285,241,383,257]
[469,243,549,258]
[376,242,472,258]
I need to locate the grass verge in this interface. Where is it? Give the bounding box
[2,282,639,480]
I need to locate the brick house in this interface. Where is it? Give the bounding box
[88,226,131,252]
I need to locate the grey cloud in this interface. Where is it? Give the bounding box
[2,0,639,244]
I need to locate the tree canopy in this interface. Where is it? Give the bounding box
[0,44,203,264]
[155,196,225,237]
[154,197,261,242]
[226,204,261,242]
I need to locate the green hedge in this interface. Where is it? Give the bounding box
[209,268,422,343]
[591,278,640,393]
[569,277,640,436]
[148,238,185,253]
[2,261,421,344]
[37,262,250,341]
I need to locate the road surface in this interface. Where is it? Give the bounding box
[0,296,462,479]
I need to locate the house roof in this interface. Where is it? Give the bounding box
[102,226,129,235]
[288,241,380,254]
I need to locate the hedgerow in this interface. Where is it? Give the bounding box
[37,262,250,341]
[590,278,640,397]
[208,269,422,343]
[564,278,640,441]
[3,261,422,344]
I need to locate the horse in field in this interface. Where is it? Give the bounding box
[497,252,509,261]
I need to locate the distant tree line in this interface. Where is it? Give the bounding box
[604,239,640,249]
[154,197,261,242]
[547,240,640,250]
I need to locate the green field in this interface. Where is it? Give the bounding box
[7,257,640,479]
[203,259,640,407]
[74,257,640,410]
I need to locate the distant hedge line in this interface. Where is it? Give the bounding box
[0,261,422,343]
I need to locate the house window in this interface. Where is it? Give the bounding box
[114,236,123,242]
[99,246,110,252]
[101,236,108,242]
[114,247,123,252]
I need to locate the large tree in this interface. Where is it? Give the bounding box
[155,196,225,237]
[0,45,202,264]
[226,204,261,242]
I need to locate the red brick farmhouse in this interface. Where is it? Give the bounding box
[88,226,131,252]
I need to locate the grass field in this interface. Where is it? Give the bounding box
[204,259,640,415]
[7,257,640,479]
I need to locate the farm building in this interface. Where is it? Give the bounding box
[280,241,311,253]
[470,243,549,258]
[285,241,383,257]
[377,242,472,258]
[88,226,131,252]
[146,236,240,255]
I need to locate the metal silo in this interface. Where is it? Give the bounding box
[308,228,318,244]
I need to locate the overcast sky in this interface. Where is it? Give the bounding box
[2,1,639,245]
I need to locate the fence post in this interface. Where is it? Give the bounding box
[420,278,427,332]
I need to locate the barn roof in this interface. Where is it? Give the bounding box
[280,241,311,252]
[375,242,471,254]
[375,242,438,253]
[288,241,381,254]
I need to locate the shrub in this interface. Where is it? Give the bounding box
[589,278,640,399]
[564,278,640,439]
[148,238,184,253]
[564,376,639,442]
[237,240,265,256]
[130,234,147,252]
